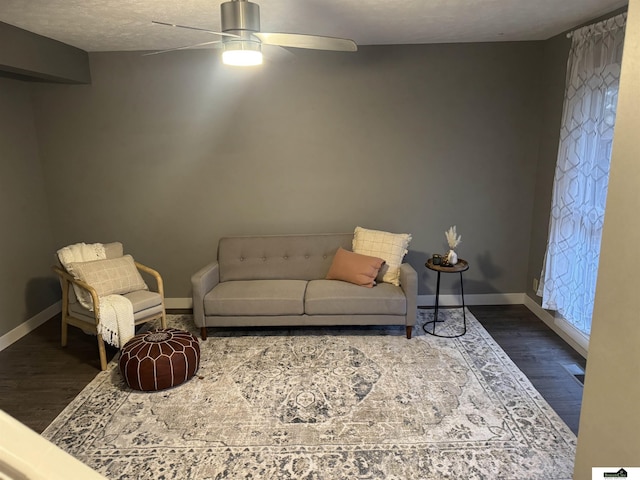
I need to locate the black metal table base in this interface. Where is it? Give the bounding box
[423,270,467,338]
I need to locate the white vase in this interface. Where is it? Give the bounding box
[446,249,458,265]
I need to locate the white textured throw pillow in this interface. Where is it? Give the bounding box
[69,255,148,306]
[352,226,412,286]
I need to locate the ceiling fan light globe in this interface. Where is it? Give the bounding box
[222,49,263,66]
[222,39,263,66]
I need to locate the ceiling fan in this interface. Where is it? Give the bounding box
[148,0,358,66]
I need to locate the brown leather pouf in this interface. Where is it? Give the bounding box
[119,328,200,391]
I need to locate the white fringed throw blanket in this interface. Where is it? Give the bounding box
[95,295,135,348]
[57,242,135,348]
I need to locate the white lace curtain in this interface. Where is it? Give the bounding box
[538,13,626,336]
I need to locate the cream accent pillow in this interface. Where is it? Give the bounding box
[326,247,385,288]
[352,226,412,286]
[69,255,148,306]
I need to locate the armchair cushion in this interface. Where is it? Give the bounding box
[123,290,164,313]
[69,291,164,324]
[69,255,148,305]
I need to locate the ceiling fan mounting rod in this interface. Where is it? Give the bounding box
[221,0,260,33]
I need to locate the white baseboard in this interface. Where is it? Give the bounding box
[165,298,193,309]
[417,293,525,307]
[0,301,62,352]
[172,293,525,310]
[171,294,526,310]
[1,294,584,357]
[523,295,588,359]
[0,298,192,352]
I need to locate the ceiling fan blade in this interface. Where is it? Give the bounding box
[254,32,357,52]
[142,40,223,56]
[261,45,297,63]
[151,20,240,38]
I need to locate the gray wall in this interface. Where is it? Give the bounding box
[0,22,90,84]
[526,34,571,303]
[0,77,58,336]
[29,43,544,299]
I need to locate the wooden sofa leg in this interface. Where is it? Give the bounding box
[406,326,412,339]
[201,327,208,340]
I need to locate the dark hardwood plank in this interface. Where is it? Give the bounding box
[0,306,585,436]
[0,313,117,433]
[468,304,586,435]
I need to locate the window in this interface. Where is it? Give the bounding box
[538,14,626,345]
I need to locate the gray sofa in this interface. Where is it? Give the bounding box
[191,233,418,339]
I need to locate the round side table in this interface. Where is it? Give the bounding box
[423,258,469,338]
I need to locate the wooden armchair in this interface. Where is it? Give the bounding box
[52,242,167,370]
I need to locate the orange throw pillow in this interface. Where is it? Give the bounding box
[326,247,385,288]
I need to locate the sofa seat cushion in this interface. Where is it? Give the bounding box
[305,279,407,316]
[204,280,307,316]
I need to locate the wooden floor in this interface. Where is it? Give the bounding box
[0,305,586,435]
[469,305,586,434]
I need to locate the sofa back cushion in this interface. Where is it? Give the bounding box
[218,233,354,282]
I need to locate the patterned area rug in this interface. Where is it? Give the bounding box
[43,310,576,479]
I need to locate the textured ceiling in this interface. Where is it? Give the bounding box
[0,0,628,52]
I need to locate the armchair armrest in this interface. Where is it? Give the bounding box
[134,261,165,297]
[191,261,220,327]
[51,265,101,325]
[399,263,418,327]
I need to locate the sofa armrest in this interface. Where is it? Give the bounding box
[399,263,418,327]
[191,261,220,327]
